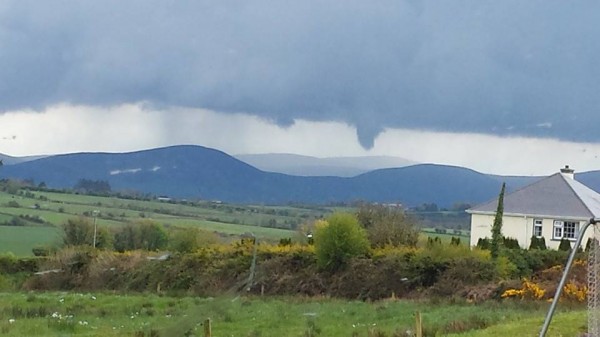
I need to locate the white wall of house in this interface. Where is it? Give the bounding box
[469,213,592,250]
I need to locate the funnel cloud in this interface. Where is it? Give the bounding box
[1,1,599,148]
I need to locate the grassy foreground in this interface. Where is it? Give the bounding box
[0,292,586,336]
[446,310,586,337]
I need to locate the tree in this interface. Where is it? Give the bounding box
[558,238,572,251]
[63,218,94,246]
[139,220,168,250]
[169,228,218,253]
[477,237,491,250]
[73,179,111,194]
[355,203,419,248]
[113,225,138,252]
[490,183,506,259]
[113,220,168,252]
[62,217,111,249]
[314,213,370,271]
[529,236,547,250]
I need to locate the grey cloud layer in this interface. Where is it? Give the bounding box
[1,1,599,147]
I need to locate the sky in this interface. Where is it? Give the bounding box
[1,1,599,176]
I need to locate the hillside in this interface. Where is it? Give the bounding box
[0,145,521,207]
[0,153,44,165]
[235,153,416,177]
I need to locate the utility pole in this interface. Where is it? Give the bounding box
[92,210,99,248]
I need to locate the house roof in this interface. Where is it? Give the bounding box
[468,173,600,220]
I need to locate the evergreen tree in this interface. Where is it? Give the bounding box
[529,236,547,250]
[477,237,491,250]
[490,183,506,259]
[558,237,572,251]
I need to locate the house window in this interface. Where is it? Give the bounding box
[553,220,578,240]
[533,219,543,238]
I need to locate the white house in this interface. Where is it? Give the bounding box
[468,166,600,250]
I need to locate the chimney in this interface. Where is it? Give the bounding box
[560,165,575,179]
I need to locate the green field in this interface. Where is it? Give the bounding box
[0,227,61,256]
[447,311,585,337]
[0,188,472,256]
[0,292,585,336]
[420,227,470,245]
[0,189,337,256]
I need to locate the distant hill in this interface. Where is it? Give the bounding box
[575,170,600,192]
[235,153,416,177]
[487,174,541,191]
[0,145,509,207]
[0,153,45,165]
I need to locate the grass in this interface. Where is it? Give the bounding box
[446,310,586,337]
[0,188,331,255]
[0,292,586,336]
[0,188,472,256]
[0,226,61,256]
[420,228,470,246]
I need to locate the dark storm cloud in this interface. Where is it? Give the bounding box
[1,1,599,147]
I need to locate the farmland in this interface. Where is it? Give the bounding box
[0,188,469,256]
[0,188,337,255]
[0,292,585,336]
[0,227,61,256]
[0,187,582,336]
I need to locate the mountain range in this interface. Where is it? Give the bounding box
[234,153,416,177]
[2,145,595,207]
[0,153,45,166]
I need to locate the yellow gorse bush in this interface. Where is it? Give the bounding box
[562,282,587,303]
[502,278,587,302]
[501,278,545,300]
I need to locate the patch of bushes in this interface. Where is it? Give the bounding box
[559,238,572,251]
[314,213,370,272]
[0,254,40,274]
[429,257,497,297]
[3,216,26,226]
[529,236,547,250]
[18,237,579,301]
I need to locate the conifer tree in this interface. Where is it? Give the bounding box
[490,183,506,259]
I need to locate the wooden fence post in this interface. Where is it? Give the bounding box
[415,311,423,337]
[204,318,212,337]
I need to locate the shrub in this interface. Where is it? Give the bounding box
[501,278,545,300]
[32,246,51,257]
[526,249,570,272]
[114,220,168,252]
[529,236,547,250]
[427,237,442,247]
[62,218,93,246]
[495,256,518,279]
[429,256,496,297]
[6,216,26,226]
[558,238,572,251]
[502,237,520,250]
[476,237,491,250]
[62,217,111,249]
[355,203,419,247]
[169,228,218,253]
[314,213,370,271]
[501,248,531,278]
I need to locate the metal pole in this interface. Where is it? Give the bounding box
[92,210,98,248]
[539,219,594,337]
[245,233,257,291]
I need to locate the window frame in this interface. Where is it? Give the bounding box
[552,220,578,241]
[533,219,543,238]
